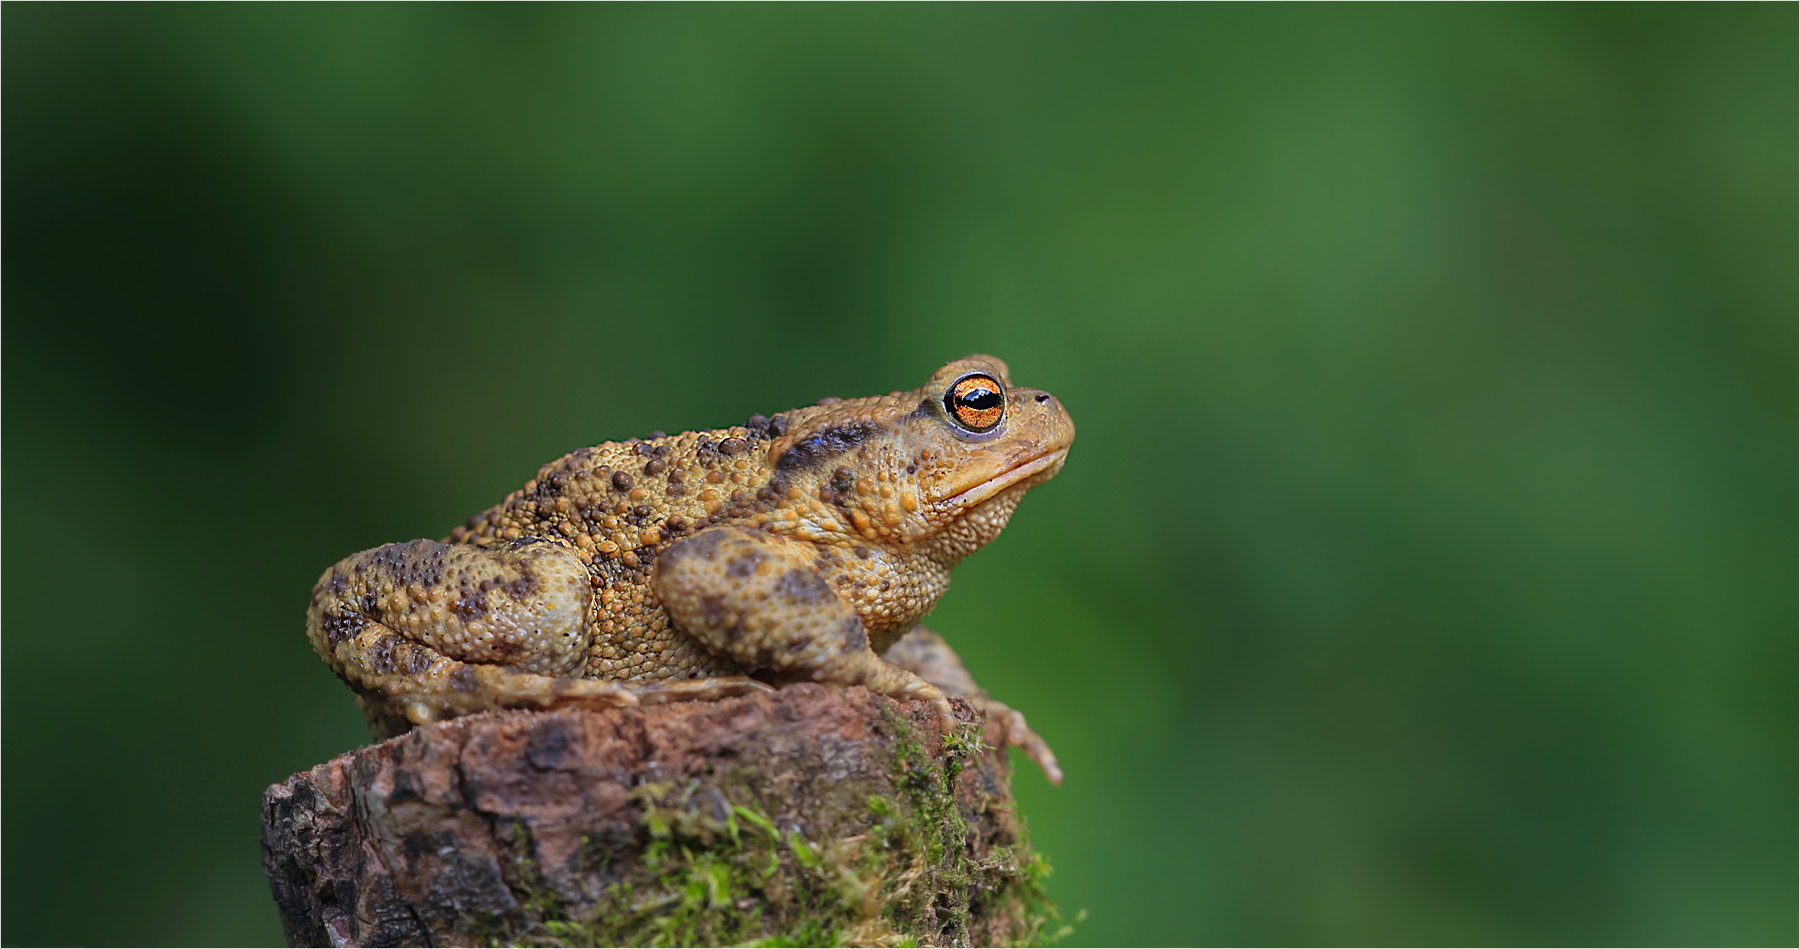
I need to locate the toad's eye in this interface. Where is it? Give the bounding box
[946,374,1005,433]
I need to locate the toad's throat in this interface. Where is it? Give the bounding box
[936,448,1069,510]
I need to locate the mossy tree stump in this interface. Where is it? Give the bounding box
[261,684,1056,947]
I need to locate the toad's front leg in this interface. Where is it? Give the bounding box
[652,527,956,730]
[883,626,1064,784]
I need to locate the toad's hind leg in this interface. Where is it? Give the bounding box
[653,527,956,730]
[308,537,769,736]
[336,627,774,740]
[329,623,642,738]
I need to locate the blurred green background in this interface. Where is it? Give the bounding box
[4,5,1793,946]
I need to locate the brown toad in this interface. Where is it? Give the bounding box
[307,355,1072,782]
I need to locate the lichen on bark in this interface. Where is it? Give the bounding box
[262,684,1063,947]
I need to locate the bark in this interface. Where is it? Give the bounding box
[261,684,1053,948]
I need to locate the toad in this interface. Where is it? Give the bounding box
[307,355,1072,782]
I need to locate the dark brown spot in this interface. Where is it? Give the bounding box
[318,611,366,646]
[699,594,728,630]
[450,665,479,693]
[450,593,487,621]
[401,646,430,676]
[773,568,833,605]
[644,458,667,476]
[720,437,747,455]
[368,635,400,675]
[670,529,732,563]
[612,471,634,491]
[774,421,884,472]
[839,617,868,653]
[665,515,686,533]
[727,551,765,578]
[745,414,770,433]
[368,540,451,589]
[767,415,788,436]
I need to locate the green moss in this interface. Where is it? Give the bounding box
[491,708,1064,947]
[868,709,1065,947]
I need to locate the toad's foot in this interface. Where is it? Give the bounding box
[625,675,776,705]
[882,626,1063,784]
[356,674,773,740]
[975,696,1064,785]
[346,638,775,739]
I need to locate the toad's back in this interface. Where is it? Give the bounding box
[448,410,830,681]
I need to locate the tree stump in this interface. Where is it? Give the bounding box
[261,683,1057,947]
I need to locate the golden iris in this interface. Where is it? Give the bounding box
[946,375,1004,432]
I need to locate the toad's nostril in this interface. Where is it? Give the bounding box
[1034,393,1050,403]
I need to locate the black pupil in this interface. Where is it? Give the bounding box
[956,386,1000,412]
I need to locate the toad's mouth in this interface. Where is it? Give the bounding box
[938,447,1070,510]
